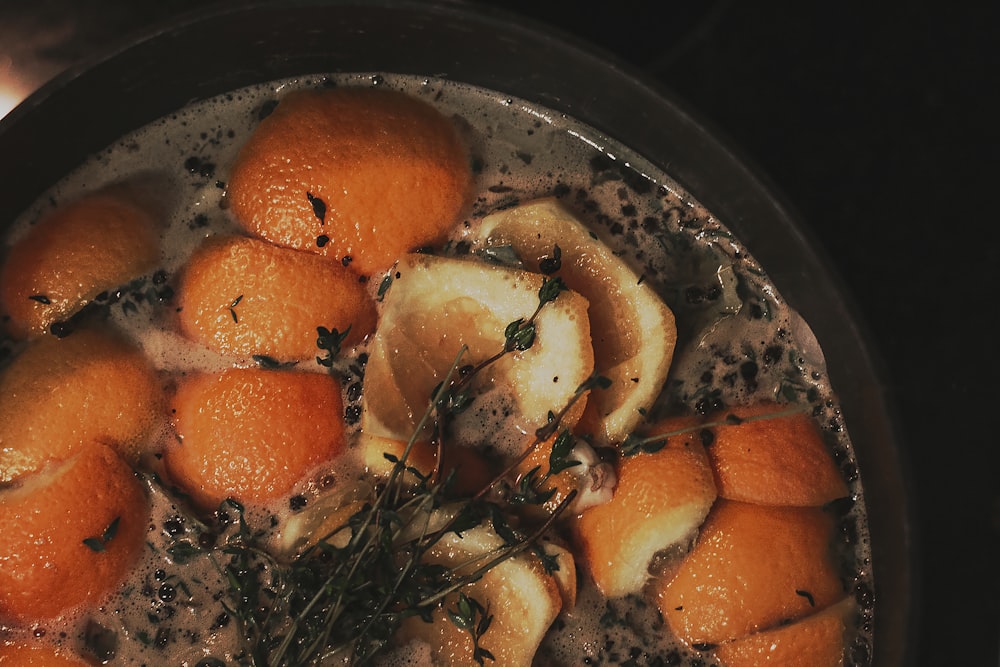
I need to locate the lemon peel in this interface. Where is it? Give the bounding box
[360,253,594,463]
[471,197,677,447]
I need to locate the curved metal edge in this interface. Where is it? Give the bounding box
[0,1,915,663]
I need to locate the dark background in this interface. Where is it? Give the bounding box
[1,1,997,665]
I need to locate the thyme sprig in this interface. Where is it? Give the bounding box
[82,516,121,553]
[425,275,568,485]
[451,275,566,386]
[198,270,587,666]
[448,594,494,666]
[619,402,813,456]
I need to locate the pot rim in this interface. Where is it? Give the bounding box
[0,2,916,664]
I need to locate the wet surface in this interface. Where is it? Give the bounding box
[1,1,997,665]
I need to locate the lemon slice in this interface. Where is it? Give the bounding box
[360,253,594,463]
[471,198,676,447]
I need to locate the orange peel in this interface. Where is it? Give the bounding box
[0,191,159,339]
[0,442,149,622]
[227,87,473,275]
[164,368,347,510]
[176,234,375,361]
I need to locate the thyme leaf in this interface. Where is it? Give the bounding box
[316,325,351,368]
[538,244,562,275]
[229,294,243,323]
[448,593,495,666]
[82,516,121,553]
[547,429,582,475]
[538,275,566,306]
[376,274,394,302]
[503,318,535,351]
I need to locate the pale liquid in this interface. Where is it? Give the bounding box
[0,73,874,666]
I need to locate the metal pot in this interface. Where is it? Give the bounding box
[0,1,914,664]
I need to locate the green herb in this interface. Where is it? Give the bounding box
[190,276,587,666]
[547,429,581,475]
[316,325,351,368]
[620,433,667,457]
[538,244,562,275]
[537,275,567,306]
[477,245,522,267]
[492,277,565,358]
[448,593,495,666]
[620,403,813,457]
[503,318,535,351]
[208,376,573,665]
[376,274,394,302]
[83,516,121,552]
[229,295,243,323]
[445,276,568,407]
[166,540,205,565]
[82,537,106,553]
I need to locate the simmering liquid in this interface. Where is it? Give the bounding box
[0,73,874,666]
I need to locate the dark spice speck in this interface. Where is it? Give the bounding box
[346,381,363,402]
[184,156,216,178]
[344,404,361,425]
[49,321,73,338]
[257,99,279,120]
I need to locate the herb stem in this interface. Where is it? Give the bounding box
[417,489,576,610]
[470,371,604,504]
[623,402,813,453]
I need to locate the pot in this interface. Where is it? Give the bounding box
[0,1,914,664]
